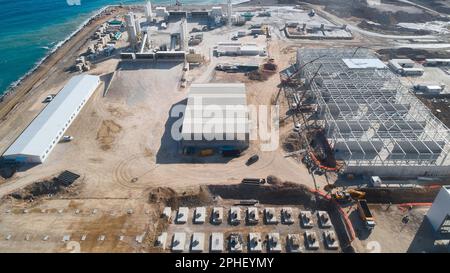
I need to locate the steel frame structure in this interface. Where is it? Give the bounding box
[297,48,450,168]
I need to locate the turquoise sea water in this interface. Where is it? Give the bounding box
[0,0,230,96]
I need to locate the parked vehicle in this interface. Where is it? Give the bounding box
[43,95,55,103]
[241,178,266,185]
[61,136,74,142]
[357,199,376,230]
[246,154,259,166]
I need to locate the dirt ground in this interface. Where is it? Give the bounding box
[0,4,447,252]
[350,204,441,253]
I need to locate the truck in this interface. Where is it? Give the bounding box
[357,199,376,230]
[241,178,266,185]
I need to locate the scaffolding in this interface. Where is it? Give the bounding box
[296,48,450,173]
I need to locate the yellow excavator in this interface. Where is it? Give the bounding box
[332,189,366,203]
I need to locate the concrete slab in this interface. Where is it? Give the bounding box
[305,231,320,250]
[190,232,205,252]
[194,207,206,224]
[210,232,224,252]
[323,230,339,250]
[157,232,168,250]
[264,207,278,224]
[248,233,263,252]
[172,232,186,252]
[268,233,282,252]
[229,233,244,252]
[176,207,189,224]
[135,233,145,243]
[62,235,71,242]
[246,207,259,225]
[281,207,294,224]
[287,234,302,253]
[317,211,332,228]
[300,210,314,228]
[229,207,241,225]
[211,207,223,224]
[162,207,172,219]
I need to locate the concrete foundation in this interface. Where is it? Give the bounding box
[264,208,278,224]
[305,231,319,250]
[190,232,205,252]
[176,207,189,224]
[281,207,294,224]
[194,207,206,224]
[229,207,241,225]
[211,207,223,224]
[210,232,224,252]
[248,233,262,252]
[317,211,332,228]
[267,233,282,252]
[172,232,186,252]
[300,211,314,228]
[246,207,259,225]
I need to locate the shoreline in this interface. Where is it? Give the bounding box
[0,5,128,121]
[0,1,253,102]
[0,1,273,120]
[0,5,119,104]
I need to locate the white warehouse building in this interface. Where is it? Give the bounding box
[181,83,250,155]
[2,75,100,164]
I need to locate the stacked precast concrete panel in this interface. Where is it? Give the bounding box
[2,75,100,163]
[296,48,450,177]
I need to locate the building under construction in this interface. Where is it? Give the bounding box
[296,48,450,177]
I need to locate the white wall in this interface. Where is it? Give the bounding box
[427,186,450,232]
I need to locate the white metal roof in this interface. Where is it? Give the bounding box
[181,83,249,140]
[342,58,386,69]
[3,75,100,160]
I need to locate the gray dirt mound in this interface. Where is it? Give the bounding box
[148,185,214,208]
[284,0,446,25]
[207,182,330,209]
[10,176,77,200]
[148,187,178,207]
[266,175,282,185]
[361,187,440,203]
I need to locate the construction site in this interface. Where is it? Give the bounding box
[0,0,449,254]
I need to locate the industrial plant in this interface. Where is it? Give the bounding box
[0,0,449,256]
[295,48,450,177]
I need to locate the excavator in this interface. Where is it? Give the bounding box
[331,189,366,204]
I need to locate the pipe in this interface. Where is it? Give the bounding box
[140,33,148,53]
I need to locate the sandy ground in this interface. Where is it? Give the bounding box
[0,198,157,253]
[0,5,445,252]
[349,204,437,253]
